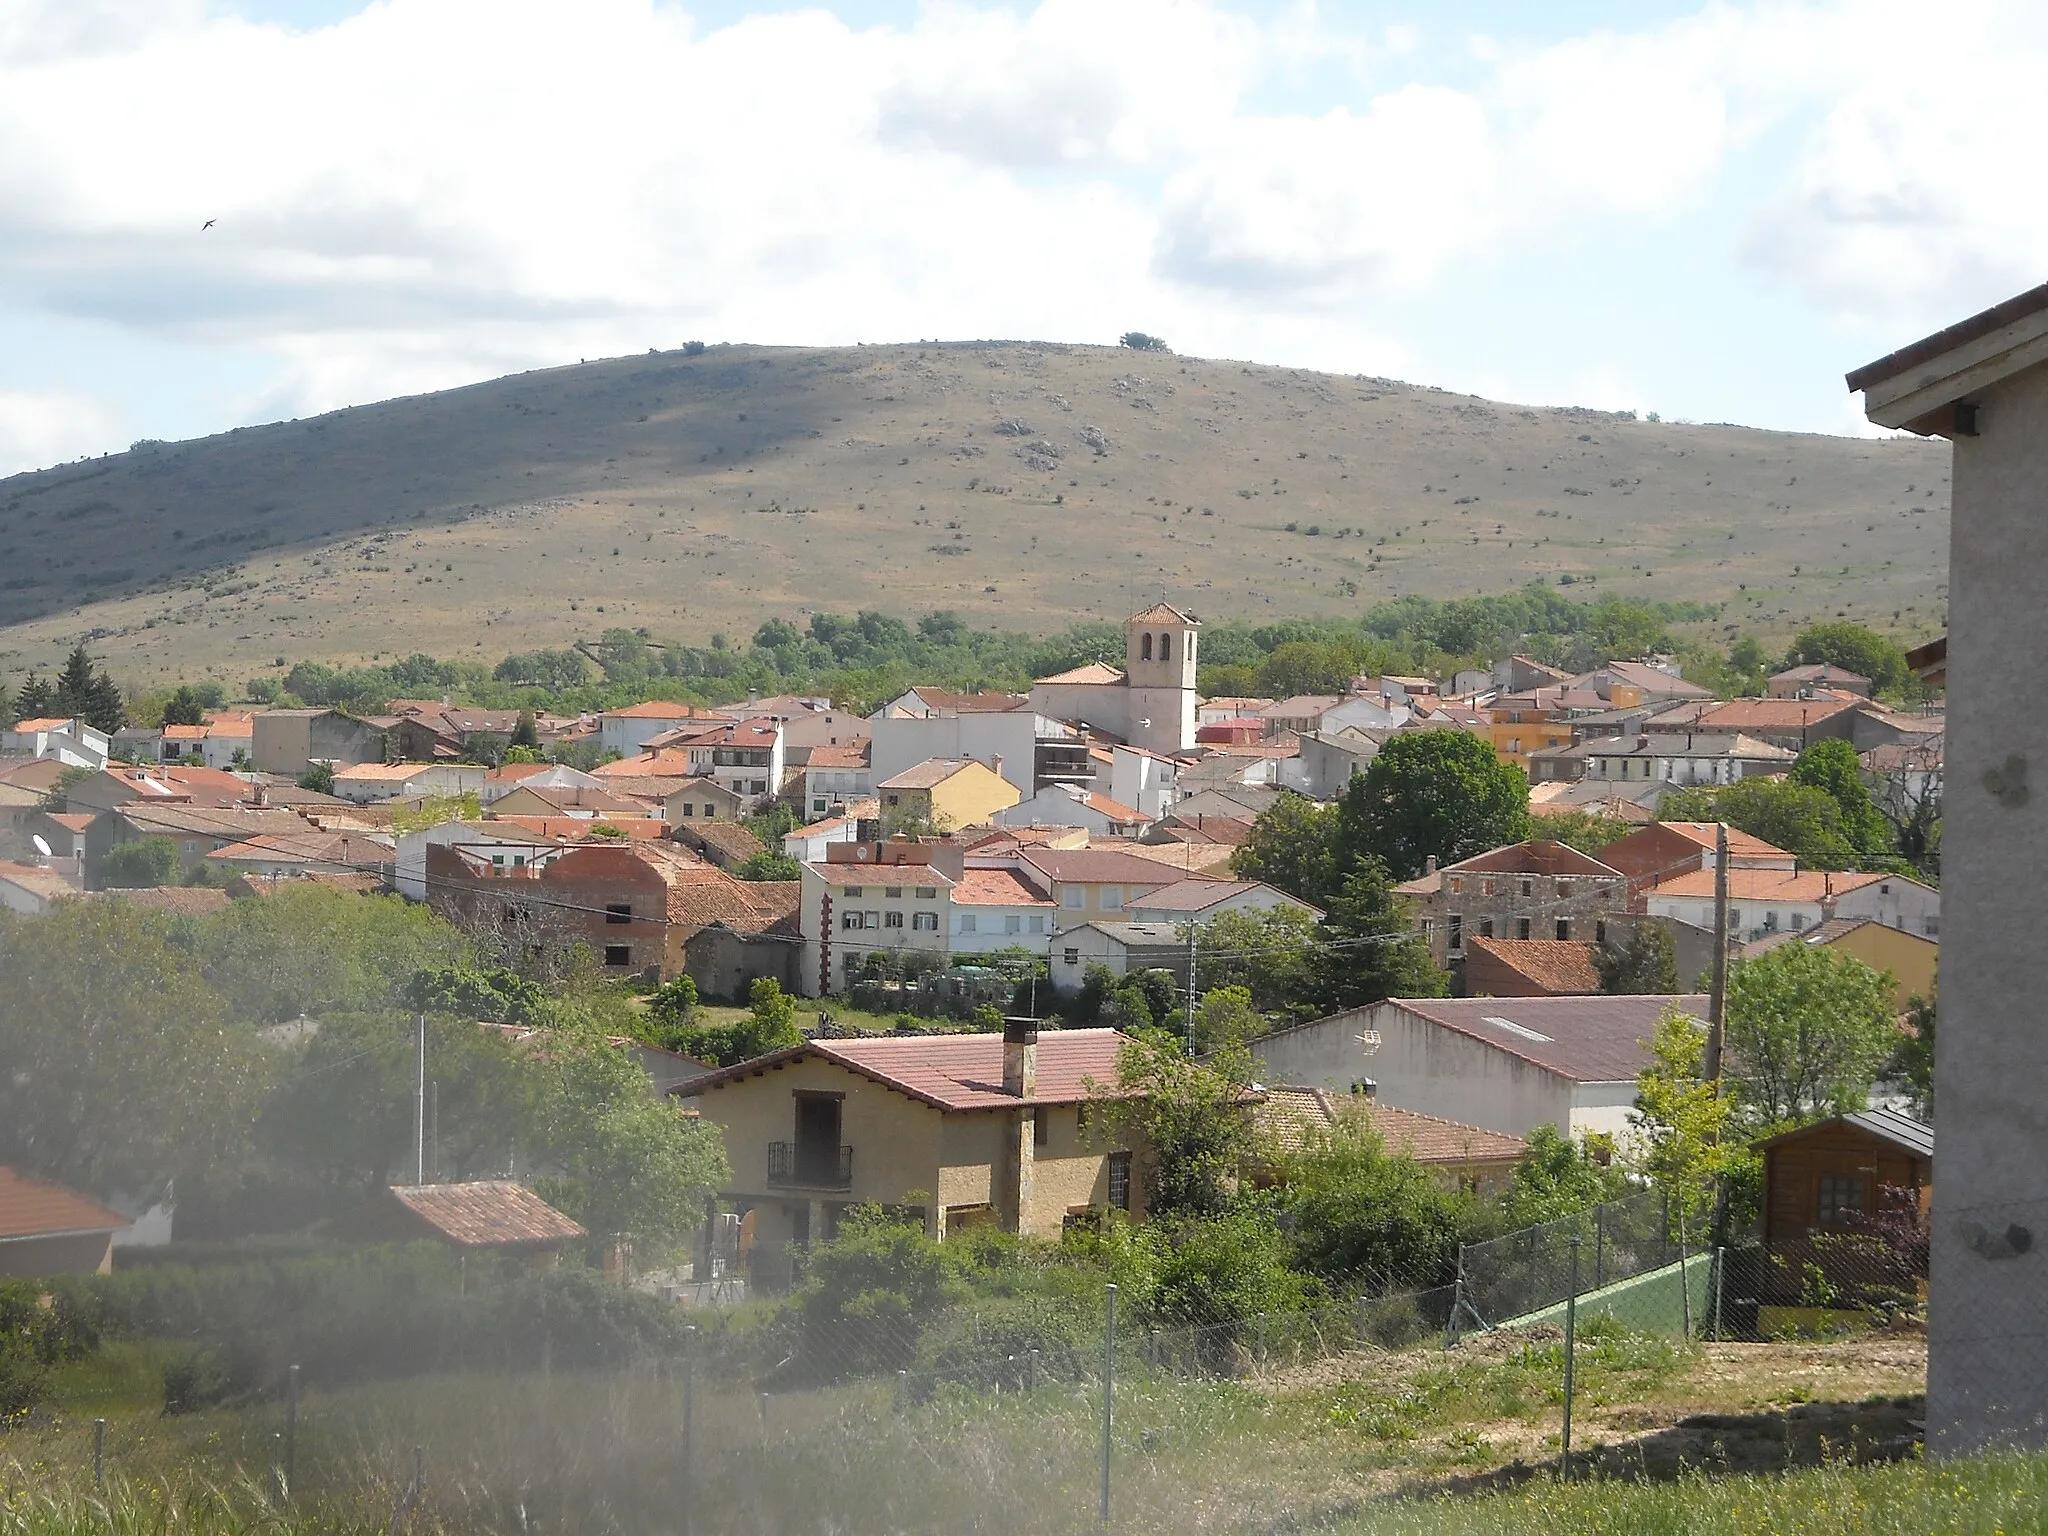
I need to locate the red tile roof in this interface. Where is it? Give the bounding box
[952,868,1054,907]
[1016,847,1217,886]
[387,1182,586,1248]
[679,1028,1132,1110]
[806,743,871,769]
[1647,869,1895,903]
[1259,1089,1526,1164]
[0,1166,126,1240]
[1463,937,1602,995]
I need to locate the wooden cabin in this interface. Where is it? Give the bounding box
[1755,1108,1931,1306]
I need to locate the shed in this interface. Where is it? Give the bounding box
[1758,1109,1932,1246]
[341,1181,586,1266]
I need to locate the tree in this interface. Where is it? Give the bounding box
[1195,905,1317,1016]
[1279,1113,1477,1289]
[1501,1125,1628,1228]
[1230,792,1340,905]
[160,687,208,727]
[1190,985,1262,1053]
[1341,729,1533,881]
[199,884,473,1023]
[1306,861,1447,1013]
[734,850,802,881]
[98,836,179,889]
[1119,331,1170,352]
[1785,622,1909,696]
[1724,942,1897,1125]
[1789,739,1891,855]
[0,678,10,731]
[298,762,336,794]
[1090,1038,1256,1218]
[511,708,541,749]
[0,902,269,1195]
[50,646,125,733]
[1630,1008,1741,1235]
[12,674,53,720]
[1534,808,1633,856]
[1594,920,1680,994]
[1254,640,1360,697]
[1658,778,1858,869]
[1892,986,1935,1121]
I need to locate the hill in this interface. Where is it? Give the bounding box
[0,341,1950,687]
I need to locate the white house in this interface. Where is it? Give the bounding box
[1,718,110,771]
[1579,731,1796,788]
[1643,868,1940,943]
[1104,745,1181,820]
[598,701,719,759]
[868,702,1047,798]
[0,858,81,915]
[948,867,1057,957]
[637,721,784,808]
[995,782,1150,838]
[1123,878,1316,925]
[783,807,873,863]
[1248,995,1709,1143]
[331,762,486,805]
[480,763,604,806]
[393,821,566,902]
[1052,921,1191,990]
[802,743,874,818]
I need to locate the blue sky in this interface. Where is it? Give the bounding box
[1,0,2043,473]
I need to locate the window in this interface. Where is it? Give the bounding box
[1141,633,1153,661]
[842,912,864,931]
[1159,633,1171,662]
[863,911,879,929]
[845,886,864,897]
[814,799,828,813]
[1101,886,1122,911]
[605,903,631,924]
[1063,947,1080,965]
[1062,887,1085,910]
[912,911,938,931]
[1555,919,1570,941]
[1028,916,1045,934]
[916,886,937,899]
[491,854,506,868]
[1817,1175,1864,1226]
[959,913,978,934]
[884,910,904,929]
[1516,917,1532,941]
[1478,918,1495,939]
[1764,910,1780,932]
[1556,880,1573,898]
[1005,914,1022,934]
[1447,915,1463,952]
[1925,917,1939,936]
[1595,920,1607,945]
[603,944,631,966]
[750,779,767,794]
[1107,1151,1132,1211]
[885,886,903,898]
[1448,876,1464,894]
[1034,1109,1049,1147]
[885,794,901,807]
[1519,878,1533,897]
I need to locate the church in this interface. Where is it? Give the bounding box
[1029,603,1200,756]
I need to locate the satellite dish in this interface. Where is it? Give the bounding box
[31,835,51,857]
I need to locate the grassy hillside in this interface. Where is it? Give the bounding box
[0,341,1951,688]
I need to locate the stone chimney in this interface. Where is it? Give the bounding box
[990,753,1004,783]
[1424,854,1439,876]
[1002,1016,1038,1098]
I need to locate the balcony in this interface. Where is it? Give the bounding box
[768,1141,853,1189]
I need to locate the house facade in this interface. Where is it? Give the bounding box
[1396,841,1630,969]
[1644,868,1941,944]
[877,757,1020,831]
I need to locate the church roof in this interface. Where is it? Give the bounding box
[1129,602,1199,626]
[1035,662,1125,685]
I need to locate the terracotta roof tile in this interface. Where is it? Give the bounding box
[1463,937,1602,995]
[0,1166,126,1240]
[1647,869,1898,902]
[387,1182,585,1247]
[952,868,1054,907]
[679,1028,1132,1111]
[1259,1088,1526,1164]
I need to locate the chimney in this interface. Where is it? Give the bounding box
[1424,854,1439,876]
[251,782,269,808]
[990,753,1004,782]
[1002,1016,1038,1097]
[1351,1078,1377,1100]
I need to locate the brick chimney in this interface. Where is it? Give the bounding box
[1002,1016,1038,1098]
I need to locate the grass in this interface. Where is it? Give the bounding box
[0,341,1950,683]
[0,1317,1955,1534]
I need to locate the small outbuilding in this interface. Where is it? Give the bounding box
[0,1166,128,1278]
[1754,1108,1932,1311]
[341,1181,587,1267]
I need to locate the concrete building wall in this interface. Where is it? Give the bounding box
[1919,356,2048,1455]
[870,713,1041,796]
[0,1231,114,1278]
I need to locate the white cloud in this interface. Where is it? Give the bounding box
[0,388,123,475]
[0,0,2043,446]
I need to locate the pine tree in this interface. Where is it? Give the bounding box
[83,671,126,734]
[53,647,96,715]
[1307,858,1448,1013]
[0,679,11,731]
[511,708,540,749]
[13,674,54,720]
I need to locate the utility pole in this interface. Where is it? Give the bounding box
[1703,823,1729,1083]
[1184,924,1198,1055]
[413,1013,427,1186]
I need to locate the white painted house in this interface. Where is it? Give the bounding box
[1644,868,1940,943]
[1247,995,1708,1143]
[331,762,486,805]
[1,718,110,771]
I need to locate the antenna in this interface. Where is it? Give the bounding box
[31,835,51,857]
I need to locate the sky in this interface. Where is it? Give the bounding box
[1,0,2045,476]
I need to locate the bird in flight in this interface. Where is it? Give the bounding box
[202,219,215,230]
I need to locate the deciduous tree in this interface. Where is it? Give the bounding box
[1725,941,1897,1124]
[1340,728,1532,880]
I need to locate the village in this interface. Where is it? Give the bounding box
[0,593,1946,1316]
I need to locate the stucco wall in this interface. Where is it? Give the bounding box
[1925,358,2048,1455]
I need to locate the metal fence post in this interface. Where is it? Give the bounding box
[1561,1237,1580,1480]
[285,1363,299,1502]
[681,1326,697,1536]
[93,1417,106,1490]
[1678,1221,1693,1340]
[1593,1205,1606,1291]
[1101,1282,1117,1527]
[1712,1245,1726,1343]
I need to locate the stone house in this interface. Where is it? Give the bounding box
[1395,841,1630,969]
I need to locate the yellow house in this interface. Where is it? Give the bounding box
[877,758,1020,831]
[1743,917,1939,1008]
[673,1024,1143,1273]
